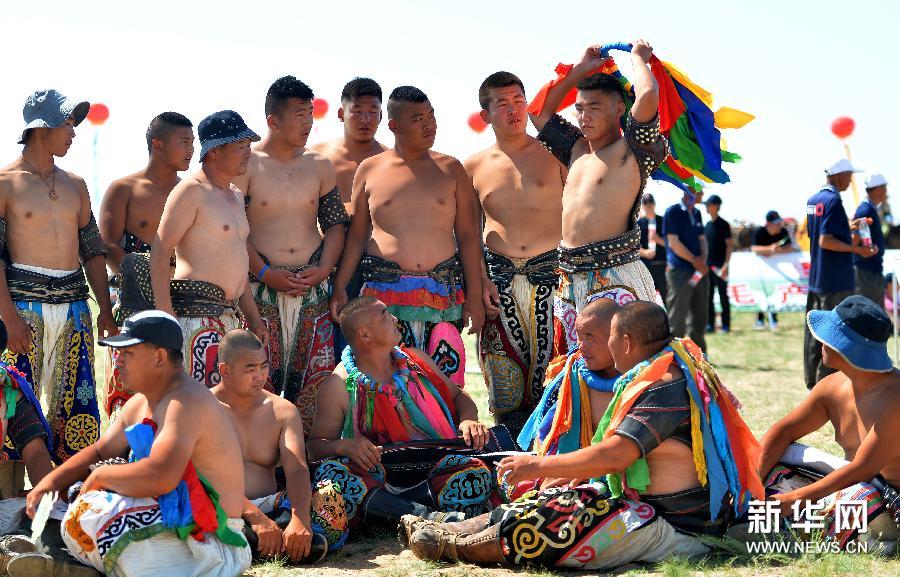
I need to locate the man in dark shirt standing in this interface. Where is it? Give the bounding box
[804,159,878,389]
[703,195,732,333]
[664,190,708,351]
[638,193,666,304]
[751,211,795,330]
[853,173,888,307]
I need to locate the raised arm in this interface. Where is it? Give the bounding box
[98,180,130,275]
[151,183,198,315]
[330,161,373,320]
[452,160,484,335]
[629,39,660,123]
[529,45,609,131]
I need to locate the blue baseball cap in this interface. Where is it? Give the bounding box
[18,89,90,144]
[197,110,260,162]
[807,295,893,372]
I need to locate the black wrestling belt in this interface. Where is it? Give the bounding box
[378,424,519,487]
[117,252,238,319]
[558,226,642,273]
[5,266,89,304]
[484,248,559,288]
[171,279,239,318]
[359,254,464,287]
[641,486,732,536]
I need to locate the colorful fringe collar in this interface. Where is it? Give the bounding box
[518,350,617,456]
[341,346,458,444]
[0,361,52,451]
[527,43,754,194]
[124,419,246,547]
[592,339,763,520]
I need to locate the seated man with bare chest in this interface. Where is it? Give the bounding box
[99,112,193,417]
[233,77,349,430]
[150,110,267,387]
[759,295,900,552]
[330,86,484,386]
[402,302,763,571]
[23,311,251,576]
[212,330,330,564]
[529,42,668,357]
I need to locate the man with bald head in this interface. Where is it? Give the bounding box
[518,298,620,459]
[212,329,330,564]
[402,300,761,570]
[308,296,493,534]
[330,86,484,387]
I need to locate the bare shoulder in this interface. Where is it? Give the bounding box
[303,148,336,175]
[432,151,466,176]
[170,172,207,199]
[267,391,302,420]
[105,172,143,198]
[310,139,341,158]
[61,170,88,191]
[463,146,494,174]
[357,151,390,174]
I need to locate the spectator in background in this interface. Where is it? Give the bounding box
[638,193,667,305]
[664,189,708,351]
[751,210,795,330]
[804,159,877,389]
[853,174,889,307]
[704,194,732,333]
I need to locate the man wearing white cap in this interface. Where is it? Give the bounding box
[853,174,889,307]
[803,159,877,389]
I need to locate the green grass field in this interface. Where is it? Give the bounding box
[95,312,900,576]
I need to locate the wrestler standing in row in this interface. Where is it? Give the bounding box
[99,112,194,417]
[233,77,349,429]
[465,72,565,438]
[150,110,267,387]
[330,86,483,384]
[530,42,668,356]
[0,90,115,470]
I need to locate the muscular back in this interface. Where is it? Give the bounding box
[0,162,87,270]
[467,138,564,258]
[240,149,327,267]
[161,173,250,300]
[562,138,642,247]
[361,150,460,271]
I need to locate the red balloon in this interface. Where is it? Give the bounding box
[468,112,487,133]
[313,98,329,120]
[831,116,854,139]
[87,103,110,125]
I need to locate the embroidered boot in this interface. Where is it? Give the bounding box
[407,522,506,565]
[360,488,464,529]
[399,513,491,547]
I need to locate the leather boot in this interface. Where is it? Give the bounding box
[399,513,491,547]
[361,488,464,529]
[408,522,506,565]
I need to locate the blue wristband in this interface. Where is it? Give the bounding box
[258,264,270,281]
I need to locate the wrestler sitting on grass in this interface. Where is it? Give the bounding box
[759,295,900,552]
[212,329,330,564]
[401,301,763,571]
[307,297,492,533]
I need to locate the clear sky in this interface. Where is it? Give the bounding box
[1,0,896,224]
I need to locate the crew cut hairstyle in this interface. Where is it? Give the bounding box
[613,301,672,346]
[146,112,193,153]
[576,73,625,101]
[341,77,383,104]
[265,75,315,117]
[478,71,526,111]
[387,85,429,120]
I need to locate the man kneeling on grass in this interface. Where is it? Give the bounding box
[212,330,329,565]
[759,295,900,553]
[23,311,251,577]
[401,301,763,571]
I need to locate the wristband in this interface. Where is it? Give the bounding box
[258,264,270,281]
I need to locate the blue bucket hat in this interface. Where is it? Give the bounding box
[197,110,260,162]
[18,89,90,144]
[807,295,893,372]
